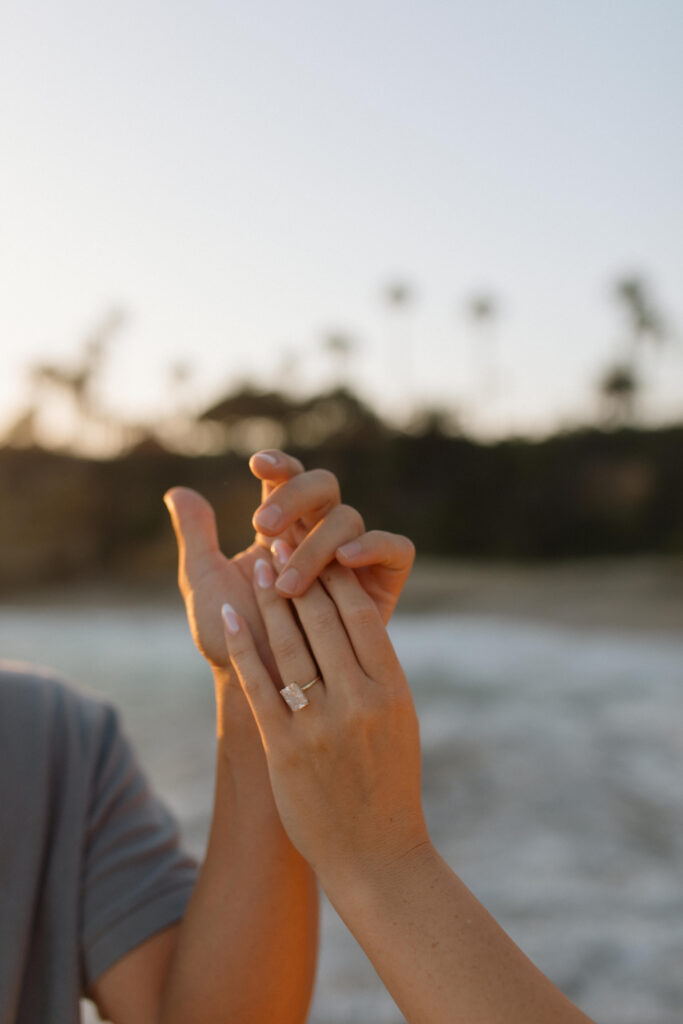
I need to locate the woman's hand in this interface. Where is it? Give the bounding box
[222,559,598,1024]
[249,451,415,624]
[220,556,430,886]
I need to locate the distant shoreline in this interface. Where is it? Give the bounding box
[401,555,683,636]
[3,556,682,638]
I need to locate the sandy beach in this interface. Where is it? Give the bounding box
[8,555,682,635]
[399,556,683,634]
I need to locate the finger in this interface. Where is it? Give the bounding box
[292,578,362,693]
[336,530,416,576]
[164,487,220,581]
[248,449,305,505]
[252,468,341,537]
[266,504,364,597]
[221,602,288,743]
[252,558,324,708]
[249,449,305,482]
[318,562,399,680]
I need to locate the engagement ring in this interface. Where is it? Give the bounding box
[279,676,322,711]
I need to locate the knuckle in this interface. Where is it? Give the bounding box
[277,450,304,474]
[337,503,365,533]
[271,631,306,665]
[228,636,252,661]
[305,719,332,756]
[342,698,378,733]
[347,601,378,631]
[308,605,337,634]
[312,468,340,502]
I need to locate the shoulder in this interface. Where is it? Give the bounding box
[0,660,120,761]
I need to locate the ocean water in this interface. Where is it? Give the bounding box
[1,601,682,1024]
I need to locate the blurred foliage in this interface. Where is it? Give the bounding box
[1,383,681,592]
[1,273,678,591]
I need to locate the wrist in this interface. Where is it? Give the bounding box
[212,663,256,730]
[317,830,435,912]
[212,664,267,763]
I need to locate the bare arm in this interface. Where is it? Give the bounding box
[321,844,593,1024]
[91,450,414,1023]
[92,674,317,1024]
[155,670,317,1024]
[221,557,597,1024]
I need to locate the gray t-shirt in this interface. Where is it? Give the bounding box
[0,663,198,1023]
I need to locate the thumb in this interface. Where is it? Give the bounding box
[164,486,220,578]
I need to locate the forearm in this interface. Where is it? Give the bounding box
[322,843,595,1024]
[158,669,318,1024]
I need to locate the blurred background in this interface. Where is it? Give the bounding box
[1,2,682,1022]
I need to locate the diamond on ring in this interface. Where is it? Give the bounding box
[280,683,309,711]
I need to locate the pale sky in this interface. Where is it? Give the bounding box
[2,0,682,441]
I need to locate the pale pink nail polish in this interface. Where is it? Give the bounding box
[253,450,278,465]
[275,567,300,595]
[271,538,294,567]
[221,603,240,634]
[254,558,275,589]
[337,540,362,559]
[254,504,282,530]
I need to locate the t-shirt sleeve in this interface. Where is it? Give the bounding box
[79,703,199,988]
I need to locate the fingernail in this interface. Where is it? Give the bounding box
[221,603,240,634]
[254,504,282,531]
[337,540,362,559]
[271,538,294,567]
[275,567,300,595]
[254,558,275,589]
[252,450,278,466]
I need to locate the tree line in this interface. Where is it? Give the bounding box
[1,414,681,592]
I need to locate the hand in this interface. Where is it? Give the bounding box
[164,450,329,671]
[250,453,415,625]
[220,557,430,885]
[165,450,415,672]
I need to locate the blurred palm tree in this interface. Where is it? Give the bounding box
[26,308,126,450]
[598,275,668,426]
[464,291,501,431]
[616,276,666,361]
[322,331,356,389]
[382,279,416,409]
[384,281,414,309]
[599,363,638,425]
[30,308,125,415]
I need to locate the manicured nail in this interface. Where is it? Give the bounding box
[251,450,278,466]
[337,540,362,559]
[271,538,294,567]
[275,567,300,595]
[221,603,240,634]
[254,558,275,589]
[254,504,282,531]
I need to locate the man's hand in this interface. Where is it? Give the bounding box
[164,451,310,674]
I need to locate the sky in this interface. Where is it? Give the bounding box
[1,0,682,442]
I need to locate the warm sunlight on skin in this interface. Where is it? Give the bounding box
[220,555,597,1024]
